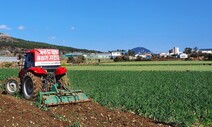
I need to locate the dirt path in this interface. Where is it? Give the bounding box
[0,91,169,127]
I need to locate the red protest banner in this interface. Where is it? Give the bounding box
[34,49,61,66]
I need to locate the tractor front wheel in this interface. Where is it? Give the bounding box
[4,77,20,95]
[22,72,42,100]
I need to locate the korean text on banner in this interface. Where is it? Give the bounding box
[34,49,61,66]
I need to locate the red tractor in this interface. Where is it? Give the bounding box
[4,49,89,106]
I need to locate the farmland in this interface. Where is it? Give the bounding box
[69,70,212,126]
[68,61,212,71]
[67,61,212,126]
[0,61,212,126]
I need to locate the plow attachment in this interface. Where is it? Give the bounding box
[38,83,90,107]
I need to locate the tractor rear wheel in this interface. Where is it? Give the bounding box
[4,77,20,95]
[57,74,70,89]
[22,72,42,100]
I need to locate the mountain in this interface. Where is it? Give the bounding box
[131,47,152,55]
[0,33,100,53]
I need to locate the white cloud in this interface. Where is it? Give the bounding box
[71,26,75,31]
[0,25,11,30]
[18,25,25,30]
[49,36,56,40]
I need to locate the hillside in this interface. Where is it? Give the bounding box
[131,47,152,54]
[0,34,100,54]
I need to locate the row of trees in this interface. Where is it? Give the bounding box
[184,47,198,54]
[67,47,212,64]
[67,56,86,64]
[184,47,212,60]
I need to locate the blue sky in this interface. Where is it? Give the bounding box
[0,0,211,53]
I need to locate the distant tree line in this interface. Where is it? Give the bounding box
[184,47,198,54]
[184,47,212,60]
[67,55,86,64]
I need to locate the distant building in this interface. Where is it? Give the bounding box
[0,56,19,62]
[169,47,180,55]
[111,51,122,58]
[85,53,111,59]
[95,53,111,59]
[178,53,188,59]
[159,52,168,57]
[135,54,146,58]
[65,52,83,58]
[199,49,212,54]
[135,54,152,59]
[160,47,181,58]
[146,54,152,59]
[65,52,113,59]
[174,47,180,54]
[169,49,173,54]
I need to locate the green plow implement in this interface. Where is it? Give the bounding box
[38,83,90,107]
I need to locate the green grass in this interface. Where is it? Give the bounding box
[85,58,114,63]
[67,61,212,71]
[0,69,18,83]
[67,65,212,71]
[101,61,212,66]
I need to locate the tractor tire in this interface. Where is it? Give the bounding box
[57,74,70,90]
[4,77,20,95]
[22,72,42,100]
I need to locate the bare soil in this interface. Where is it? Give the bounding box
[0,90,169,127]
